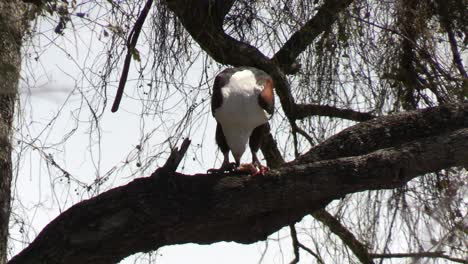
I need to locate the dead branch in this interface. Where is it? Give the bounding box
[111,0,154,113]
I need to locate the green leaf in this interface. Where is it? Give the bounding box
[131,48,141,62]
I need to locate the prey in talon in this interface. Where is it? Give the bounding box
[207,67,274,176]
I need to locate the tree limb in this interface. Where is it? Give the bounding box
[294,104,375,122]
[289,224,324,264]
[111,0,154,112]
[8,104,468,264]
[272,0,354,70]
[435,0,468,81]
[289,225,301,264]
[160,138,191,173]
[312,209,375,264]
[260,123,286,169]
[294,103,468,164]
[370,251,468,263]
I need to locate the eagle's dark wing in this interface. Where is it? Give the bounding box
[211,69,234,116]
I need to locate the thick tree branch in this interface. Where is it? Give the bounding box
[294,103,468,164]
[272,0,354,69]
[294,103,375,122]
[9,104,468,264]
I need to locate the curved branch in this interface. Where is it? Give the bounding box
[9,104,468,264]
[272,0,354,69]
[312,209,375,264]
[289,224,324,264]
[111,0,154,112]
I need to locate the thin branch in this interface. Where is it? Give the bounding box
[370,251,468,263]
[445,24,467,81]
[289,225,300,264]
[292,122,314,147]
[378,196,400,264]
[298,244,324,264]
[294,125,314,146]
[111,0,153,112]
[435,0,468,81]
[312,209,375,264]
[289,224,324,264]
[294,104,375,122]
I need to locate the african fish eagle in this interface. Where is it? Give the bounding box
[210,67,274,175]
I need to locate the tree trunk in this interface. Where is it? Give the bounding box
[0,2,29,263]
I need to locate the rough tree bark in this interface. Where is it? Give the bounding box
[0,2,31,263]
[8,103,468,264]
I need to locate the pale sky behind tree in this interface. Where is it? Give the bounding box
[10,16,316,264]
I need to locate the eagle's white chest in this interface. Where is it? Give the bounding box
[214,70,270,158]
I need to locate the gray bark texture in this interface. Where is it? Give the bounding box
[0,2,30,263]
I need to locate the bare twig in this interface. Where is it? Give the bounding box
[160,138,191,173]
[370,251,468,263]
[378,196,400,264]
[312,209,375,264]
[292,122,314,146]
[289,224,324,264]
[435,0,468,81]
[111,0,153,112]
